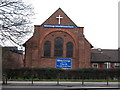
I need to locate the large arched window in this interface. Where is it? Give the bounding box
[54,37,63,57]
[44,41,51,57]
[66,42,74,57]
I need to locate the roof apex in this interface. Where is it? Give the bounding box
[41,8,78,27]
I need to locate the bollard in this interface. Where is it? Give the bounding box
[56,73,60,85]
[82,77,85,85]
[82,80,84,85]
[57,79,59,85]
[106,79,109,86]
[31,75,34,84]
[5,77,7,84]
[2,74,5,84]
[106,76,109,86]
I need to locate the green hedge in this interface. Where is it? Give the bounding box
[3,68,120,80]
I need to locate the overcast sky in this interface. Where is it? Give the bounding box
[27,0,119,49]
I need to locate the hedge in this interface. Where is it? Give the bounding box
[3,68,120,80]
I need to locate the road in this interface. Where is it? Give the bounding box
[2,86,120,90]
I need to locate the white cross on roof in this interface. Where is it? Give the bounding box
[56,15,63,24]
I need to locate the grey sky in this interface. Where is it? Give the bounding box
[27,0,119,49]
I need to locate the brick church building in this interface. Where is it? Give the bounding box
[24,8,93,69]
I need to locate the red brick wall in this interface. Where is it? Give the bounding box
[2,48,23,69]
[25,28,92,69]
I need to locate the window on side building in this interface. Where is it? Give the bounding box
[92,63,98,68]
[114,63,120,68]
[104,62,111,69]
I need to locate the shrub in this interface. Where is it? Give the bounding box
[3,68,120,80]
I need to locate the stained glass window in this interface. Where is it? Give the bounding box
[54,37,63,57]
[44,41,51,57]
[66,42,73,57]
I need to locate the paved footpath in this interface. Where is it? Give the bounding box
[2,81,119,87]
[1,81,120,90]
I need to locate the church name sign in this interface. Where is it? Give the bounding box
[43,25,74,29]
[56,58,72,69]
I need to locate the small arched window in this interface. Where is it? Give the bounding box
[66,42,74,57]
[54,37,63,57]
[44,41,51,57]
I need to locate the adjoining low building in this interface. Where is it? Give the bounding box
[91,49,119,69]
[2,47,24,70]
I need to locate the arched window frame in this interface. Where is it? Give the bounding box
[54,37,63,57]
[66,42,74,58]
[44,41,51,57]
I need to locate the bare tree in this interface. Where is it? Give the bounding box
[0,0,34,46]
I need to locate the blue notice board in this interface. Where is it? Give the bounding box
[56,58,72,69]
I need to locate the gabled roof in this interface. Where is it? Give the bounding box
[41,8,79,27]
[84,38,93,48]
[91,49,119,63]
[23,8,85,46]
